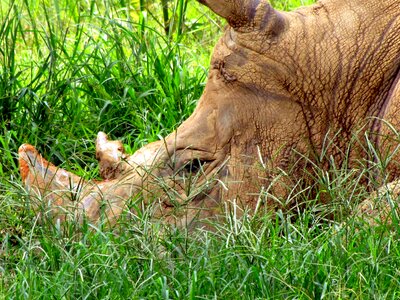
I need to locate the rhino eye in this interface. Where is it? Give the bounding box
[183,159,207,175]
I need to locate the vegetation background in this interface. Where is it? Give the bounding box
[1,0,400,298]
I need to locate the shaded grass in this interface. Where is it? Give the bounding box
[3,0,400,298]
[0,0,217,172]
[2,189,400,298]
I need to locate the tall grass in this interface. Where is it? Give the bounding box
[3,0,400,298]
[0,0,217,170]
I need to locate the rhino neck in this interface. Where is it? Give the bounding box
[288,0,400,165]
[240,3,398,148]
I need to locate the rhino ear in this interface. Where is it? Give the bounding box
[198,0,286,34]
[197,0,237,21]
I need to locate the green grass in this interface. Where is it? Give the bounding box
[3,0,400,298]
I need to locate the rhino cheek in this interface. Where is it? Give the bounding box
[172,81,237,152]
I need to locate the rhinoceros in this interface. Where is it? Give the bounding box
[18,0,400,227]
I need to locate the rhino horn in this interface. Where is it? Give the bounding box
[198,0,287,35]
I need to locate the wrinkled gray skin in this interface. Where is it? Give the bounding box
[19,0,400,228]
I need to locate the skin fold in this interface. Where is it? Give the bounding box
[19,0,400,227]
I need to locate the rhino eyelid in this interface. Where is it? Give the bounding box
[175,147,212,153]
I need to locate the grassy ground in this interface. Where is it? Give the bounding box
[2,0,400,298]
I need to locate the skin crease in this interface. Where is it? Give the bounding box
[19,0,400,228]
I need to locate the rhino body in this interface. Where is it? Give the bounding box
[19,0,400,227]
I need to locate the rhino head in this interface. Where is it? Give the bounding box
[19,0,400,228]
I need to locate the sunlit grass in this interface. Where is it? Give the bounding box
[3,0,400,298]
